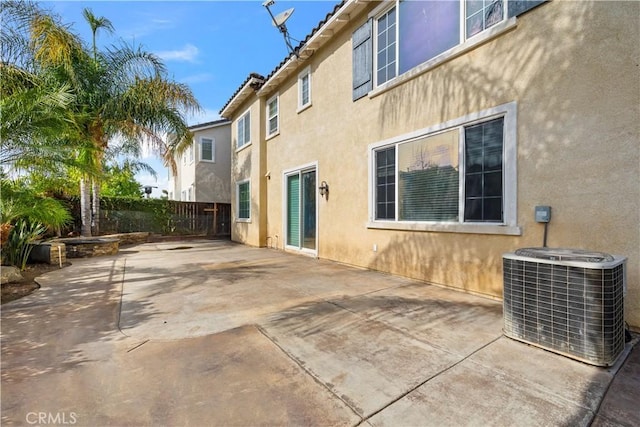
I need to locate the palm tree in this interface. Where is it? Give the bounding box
[0,2,84,168]
[2,2,201,236]
[1,1,92,249]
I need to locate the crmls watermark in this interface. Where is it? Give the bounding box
[26,412,77,425]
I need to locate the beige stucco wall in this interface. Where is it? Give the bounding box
[231,98,268,247]
[230,1,640,327]
[194,124,232,203]
[168,124,231,202]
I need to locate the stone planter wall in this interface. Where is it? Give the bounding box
[54,238,119,258]
[100,232,150,246]
[29,241,67,265]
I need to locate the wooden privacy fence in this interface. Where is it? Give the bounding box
[166,201,231,236]
[96,200,231,237]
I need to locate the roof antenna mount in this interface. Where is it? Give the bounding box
[263,0,298,57]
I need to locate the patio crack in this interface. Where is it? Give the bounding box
[256,325,365,424]
[116,257,130,338]
[356,334,502,425]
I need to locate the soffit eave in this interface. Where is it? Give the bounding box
[220,76,265,119]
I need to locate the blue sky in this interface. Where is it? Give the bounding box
[44,0,339,197]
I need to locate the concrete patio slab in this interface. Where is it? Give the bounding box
[468,337,614,412]
[367,355,593,427]
[2,324,359,426]
[262,300,461,417]
[591,341,640,427]
[118,241,402,340]
[1,240,637,426]
[334,282,504,356]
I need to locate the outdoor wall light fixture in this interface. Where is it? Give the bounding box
[319,181,329,198]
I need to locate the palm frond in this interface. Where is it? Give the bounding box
[104,43,166,85]
[30,13,84,69]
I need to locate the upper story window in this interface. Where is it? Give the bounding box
[374,1,506,86]
[200,137,215,162]
[375,7,397,86]
[369,102,518,234]
[237,109,251,149]
[353,0,547,101]
[188,143,194,163]
[267,94,279,137]
[298,67,312,110]
[466,0,505,38]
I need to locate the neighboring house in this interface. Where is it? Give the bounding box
[220,1,639,328]
[167,119,232,203]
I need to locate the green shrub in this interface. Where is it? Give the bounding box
[3,219,47,270]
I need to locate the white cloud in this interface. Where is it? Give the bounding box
[121,17,175,41]
[151,19,172,25]
[180,73,214,85]
[156,44,199,63]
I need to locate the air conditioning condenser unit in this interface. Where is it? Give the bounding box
[503,248,626,366]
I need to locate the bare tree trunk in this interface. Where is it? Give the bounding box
[91,178,100,236]
[80,177,92,237]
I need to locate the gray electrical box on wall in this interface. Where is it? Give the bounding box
[535,206,551,223]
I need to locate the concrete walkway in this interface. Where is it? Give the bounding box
[1,240,636,426]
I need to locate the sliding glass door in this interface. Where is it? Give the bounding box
[286,168,316,252]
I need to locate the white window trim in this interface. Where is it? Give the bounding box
[282,161,319,257]
[188,143,194,164]
[369,1,517,96]
[236,108,251,152]
[266,93,280,139]
[200,137,215,162]
[367,101,520,236]
[236,179,251,223]
[297,66,312,113]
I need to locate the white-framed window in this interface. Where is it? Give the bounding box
[373,0,507,87]
[369,102,518,235]
[188,143,194,163]
[375,7,397,86]
[200,137,215,162]
[236,180,251,221]
[298,66,312,111]
[266,94,279,137]
[237,109,251,150]
[187,186,192,202]
[466,0,505,39]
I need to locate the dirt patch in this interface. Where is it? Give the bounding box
[1,263,69,304]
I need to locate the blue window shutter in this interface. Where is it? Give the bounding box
[508,0,546,18]
[352,18,373,101]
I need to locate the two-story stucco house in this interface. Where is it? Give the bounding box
[220,1,640,329]
[167,119,232,203]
